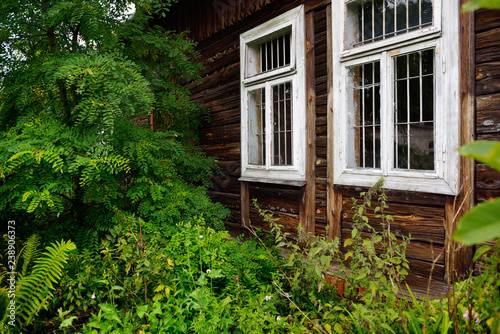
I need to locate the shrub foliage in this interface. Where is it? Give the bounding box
[0,0,229,245]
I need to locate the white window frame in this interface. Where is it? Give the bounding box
[332,0,460,195]
[240,6,306,185]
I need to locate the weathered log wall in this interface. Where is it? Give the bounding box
[184,0,303,229]
[474,9,500,258]
[475,9,500,204]
[162,1,500,296]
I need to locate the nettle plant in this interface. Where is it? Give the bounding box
[340,178,410,331]
[253,178,411,333]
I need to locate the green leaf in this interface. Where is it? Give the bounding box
[473,244,491,262]
[136,304,148,319]
[98,303,116,314]
[453,198,500,245]
[60,316,78,328]
[462,0,500,12]
[334,323,344,333]
[324,323,332,334]
[459,140,500,172]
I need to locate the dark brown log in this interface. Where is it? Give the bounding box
[477,188,500,203]
[206,191,241,210]
[477,133,500,141]
[450,0,476,281]
[303,10,317,235]
[342,197,445,227]
[241,182,249,227]
[249,185,301,214]
[341,186,448,207]
[476,163,500,190]
[305,0,331,12]
[199,142,240,160]
[249,208,299,235]
[476,9,500,32]
[476,93,500,132]
[476,27,500,64]
[476,62,500,96]
[341,229,445,274]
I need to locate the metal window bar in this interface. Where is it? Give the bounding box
[260,33,291,73]
[353,0,433,47]
[272,82,293,166]
[372,64,376,167]
[406,53,411,168]
[352,62,380,168]
[260,89,266,164]
[394,50,434,170]
[361,66,366,167]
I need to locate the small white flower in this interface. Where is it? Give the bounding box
[284,292,292,298]
[199,235,203,239]
[206,269,211,274]
[91,293,96,299]
[276,316,280,321]
[463,312,469,321]
[264,295,272,301]
[474,313,480,324]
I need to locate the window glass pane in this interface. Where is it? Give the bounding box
[385,0,395,38]
[422,49,434,75]
[348,61,381,168]
[409,52,420,77]
[396,80,408,123]
[259,32,291,73]
[408,0,419,30]
[422,0,433,25]
[396,52,407,79]
[409,78,420,122]
[272,82,293,166]
[422,75,434,121]
[396,0,407,33]
[363,1,373,42]
[346,0,434,48]
[374,0,384,40]
[394,49,434,171]
[248,88,266,165]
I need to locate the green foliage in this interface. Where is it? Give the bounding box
[454,199,500,245]
[454,141,500,245]
[252,181,411,334]
[52,215,298,333]
[459,140,500,172]
[0,0,227,246]
[462,0,500,11]
[12,237,75,327]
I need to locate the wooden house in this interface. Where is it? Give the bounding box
[159,0,500,295]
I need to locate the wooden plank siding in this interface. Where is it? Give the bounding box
[475,9,500,206]
[473,8,500,263]
[160,1,500,296]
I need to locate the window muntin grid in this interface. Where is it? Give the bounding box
[393,49,434,170]
[248,88,266,165]
[272,82,293,166]
[346,0,433,48]
[348,61,381,169]
[260,33,291,73]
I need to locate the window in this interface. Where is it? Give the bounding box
[240,6,306,184]
[333,0,459,195]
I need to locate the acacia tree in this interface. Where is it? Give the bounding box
[0,0,228,247]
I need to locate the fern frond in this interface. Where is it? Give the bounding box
[20,234,41,279]
[15,240,76,326]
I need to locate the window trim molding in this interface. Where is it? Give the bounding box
[332,0,460,195]
[240,5,306,183]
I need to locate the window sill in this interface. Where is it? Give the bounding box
[334,172,457,195]
[239,176,307,187]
